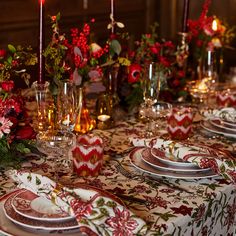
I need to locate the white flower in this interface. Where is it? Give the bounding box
[0,117,13,138]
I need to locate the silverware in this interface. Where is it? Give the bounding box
[116,193,147,204]
[114,161,194,194]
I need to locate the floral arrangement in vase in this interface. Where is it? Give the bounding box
[44,13,110,94]
[0,45,38,167]
[119,23,177,109]
[187,0,235,77]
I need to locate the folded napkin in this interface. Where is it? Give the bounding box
[10,171,148,236]
[131,137,236,183]
[203,107,236,122]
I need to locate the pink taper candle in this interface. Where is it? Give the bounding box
[111,0,114,33]
[182,0,190,32]
[38,0,45,84]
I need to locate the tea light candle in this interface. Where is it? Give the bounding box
[97,114,111,122]
[212,18,218,31]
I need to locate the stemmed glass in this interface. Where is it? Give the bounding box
[140,62,170,137]
[36,131,76,180]
[57,81,76,132]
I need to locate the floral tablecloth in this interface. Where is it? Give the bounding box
[0,119,236,236]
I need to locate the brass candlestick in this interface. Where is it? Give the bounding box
[176,32,189,70]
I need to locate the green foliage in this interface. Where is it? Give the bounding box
[0,44,37,84]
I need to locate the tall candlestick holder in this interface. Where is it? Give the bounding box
[176,32,189,71]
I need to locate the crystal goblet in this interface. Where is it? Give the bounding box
[36,131,76,179]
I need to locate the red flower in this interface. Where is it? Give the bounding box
[177,70,185,78]
[171,205,193,216]
[128,64,142,83]
[0,49,6,58]
[51,15,57,21]
[106,207,139,235]
[7,116,19,129]
[15,125,36,140]
[159,56,171,67]
[1,80,14,92]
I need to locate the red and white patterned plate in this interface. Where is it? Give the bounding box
[12,189,73,222]
[129,148,218,179]
[151,147,197,168]
[143,149,210,173]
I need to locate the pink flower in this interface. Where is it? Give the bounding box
[106,207,139,236]
[0,117,13,138]
[88,68,103,82]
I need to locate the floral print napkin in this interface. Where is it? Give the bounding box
[10,171,148,236]
[131,137,236,183]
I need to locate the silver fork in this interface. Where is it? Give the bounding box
[114,161,194,194]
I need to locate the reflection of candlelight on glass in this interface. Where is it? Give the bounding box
[98,114,111,122]
[196,79,208,93]
[212,18,218,31]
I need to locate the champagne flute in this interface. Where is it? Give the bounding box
[57,81,76,132]
[140,62,164,137]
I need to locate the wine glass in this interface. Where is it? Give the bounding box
[36,131,76,180]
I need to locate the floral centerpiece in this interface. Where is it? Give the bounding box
[188,0,235,77]
[119,23,176,109]
[44,13,110,94]
[0,44,38,167]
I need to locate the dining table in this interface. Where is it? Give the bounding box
[0,110,236,236]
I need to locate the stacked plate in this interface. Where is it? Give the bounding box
[2,185,123,234]
[2,189,80,234]
[129,147,217,179]
[201,108,236,138]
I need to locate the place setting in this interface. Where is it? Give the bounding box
[0,171,148,236]
[129,105,236,182]
[200,107,236,139]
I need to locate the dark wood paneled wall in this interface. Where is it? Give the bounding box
[0,0,235,66]
[0,0,158,49]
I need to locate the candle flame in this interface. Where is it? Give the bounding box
[39,0,45,4]
[212,19,218,31]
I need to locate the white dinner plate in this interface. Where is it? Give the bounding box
[142,149,210,173]
[129,148,218,179]
[209,118,236,132]
[151,148,197,168]
[201,120,236,139]
[12,189,73,222]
